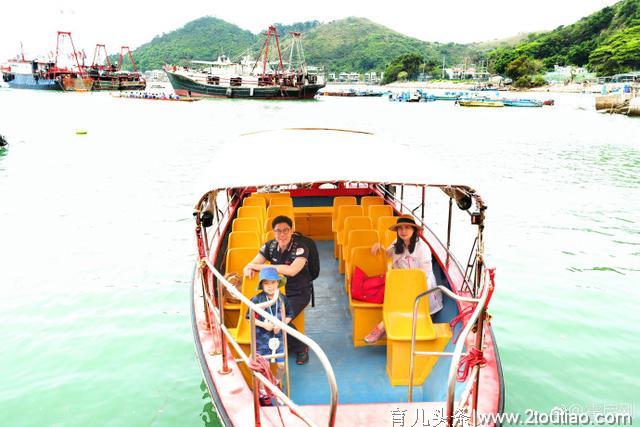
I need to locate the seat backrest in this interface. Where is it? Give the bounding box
[249,192,291,206]
[335,205,364,233]
[238,206,265,230]
[331,197,357,231]
[269,196,293,207]
[361,196,385,212]
[242,197,267,209]
[368,205,394,228]
[264,230,275,242]
[228,231,261,250]
[234,275,260,339]
[345,230,379,264]
[232,217,262,234]
[383,269,429,316]
[225,247,258,275]
[382,229,397,247]
[376,216,397,240]
[350,246,387,277]
[267,205,295,219]
[338,215,373,245]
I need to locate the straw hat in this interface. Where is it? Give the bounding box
[388,215,421,232]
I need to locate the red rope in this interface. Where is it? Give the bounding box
[449,306,474,344]
[457,346,486,382]
[248,355,286,425]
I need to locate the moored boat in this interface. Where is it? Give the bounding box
[1,32,87,91]
[191,129,504,426]
[165,27,324,100]
[502,99,542,108]
[458,99,504,107]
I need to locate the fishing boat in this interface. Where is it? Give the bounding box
[432,91,467,101]
[191,129,504,426]
[85,44,146,91]
[502,99,542,108]
[458,99,504,107]
[165,27,324,100]
[1,32,88,91]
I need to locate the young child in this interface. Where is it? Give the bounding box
[247,267,293,403]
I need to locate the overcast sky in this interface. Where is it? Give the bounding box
[0,0,621,60]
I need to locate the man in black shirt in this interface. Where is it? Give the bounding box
[243,215,311,364]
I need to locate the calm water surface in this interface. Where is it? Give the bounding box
[1,89,639,426]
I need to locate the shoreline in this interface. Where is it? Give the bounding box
[327,80,632,95]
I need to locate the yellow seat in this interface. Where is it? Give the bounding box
[228,231,261,250]
[232,217,262,234]
[361,196,385,212]
[242,197,267,210]
[223,249,259,326]
[343,230,379,290]
[383,269,451,386]
[368,205,394,230]
[331,197,357,257]
[238,206,265,232]
[382,229,397,247]
[269,196,293,207]
[267,205,295,219]
[376,216,397,242]
[333,205,364,259]
[347,246,387,347]
[264,230,275,242]
[249,192,291,206]
[337,216,372,273]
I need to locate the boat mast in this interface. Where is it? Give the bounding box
[54,31,83,74]
[287,32,307,74]
[91,44,111,70]
[118,46,138,72]
[257,26,285,77]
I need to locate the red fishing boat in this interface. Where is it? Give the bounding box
[190,129,504,426]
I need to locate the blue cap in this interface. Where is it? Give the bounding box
[258,267,287,289]
[259,267,281,282]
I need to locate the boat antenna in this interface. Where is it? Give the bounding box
[19,41,25,61]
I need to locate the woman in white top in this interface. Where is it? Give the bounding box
[364,215,443,344]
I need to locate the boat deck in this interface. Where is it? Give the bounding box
[288,241,465,405]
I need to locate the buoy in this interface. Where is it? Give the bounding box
[76,130,87,135]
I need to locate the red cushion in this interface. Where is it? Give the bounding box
[351,266,385,304]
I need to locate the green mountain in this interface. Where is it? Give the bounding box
[489,0,640,76]
[130,17,257,71]
[128,16,477,74]
[301,17,474,73]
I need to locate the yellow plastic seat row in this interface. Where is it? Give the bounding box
[223,248,260,326]
[383,269,452,386]
[232,217,262,234]
[248,192,291,207]
[343,230,380,291]
[360,196,385,211]
[333,205,364,258]
[347,246,388,347]
[368,205,394,231]
[267,204,295,220]
[228,231,261,250]
[337,216,373,273]
[238,206,266,232]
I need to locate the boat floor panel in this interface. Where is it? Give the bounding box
[287,241,465,406]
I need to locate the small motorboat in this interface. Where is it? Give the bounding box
[502,99,543,108]
[458,99,504,107]
[190,129,504,426]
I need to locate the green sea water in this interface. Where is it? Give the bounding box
[0,89,638,426]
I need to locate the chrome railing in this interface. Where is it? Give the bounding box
[406,273,492,425]
[200,259,339,427]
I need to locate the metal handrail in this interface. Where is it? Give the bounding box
[407,285,481,402]
[445,272,491,425]
[204,259,339,427]
[407,278,490,426]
